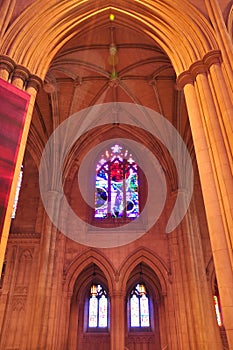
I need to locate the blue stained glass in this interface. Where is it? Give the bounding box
[126,168,139,218]
[94,145,140,219]
[95,168,108,218]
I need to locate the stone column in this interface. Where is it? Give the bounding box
[168,193,222,350]
[205,54,233,163]
[0,0,16,40]
[178,70,233,348]
[110,290,125,350]
[46,232,66,349]
[204,0,233,94]
[167,229,192,350]
[194,66,233,267]
[26,191,62,350]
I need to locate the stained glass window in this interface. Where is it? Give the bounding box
[88,284,108,329]
[95,144,139,219]
[130,284,150,328]
[11,165,23,219]
[213,295,223,326]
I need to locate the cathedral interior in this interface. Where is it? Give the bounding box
[0,0,232,349]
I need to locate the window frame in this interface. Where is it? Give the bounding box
[92,144,146,225]
[86,283,110,333]
[128,283,152,333]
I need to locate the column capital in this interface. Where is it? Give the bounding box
[176,50,222,90]
[27,74,42,92]
[0,55,15,80]
[203,50,222,69]
[176,71,194,90]
[12,65,30,84]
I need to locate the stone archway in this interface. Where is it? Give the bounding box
[0,0,218,78]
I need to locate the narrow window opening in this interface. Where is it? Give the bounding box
[88,284,108,329]
[130,283,150,329]
[11,165,23,219]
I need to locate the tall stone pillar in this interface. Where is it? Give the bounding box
[168,192,222,349]
[204,0,233,95]
[110,290,125,350]
[27,191,62,350]
[205,55,233,164]
[177,59,233,348]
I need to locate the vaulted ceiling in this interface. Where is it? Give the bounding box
[29,15,193,165]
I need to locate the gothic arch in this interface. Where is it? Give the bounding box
[0,0,218,78]
[63,249,116,294]
[118,247,169,297]
[63,123,178,194]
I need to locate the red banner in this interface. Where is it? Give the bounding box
[0,78,30,237]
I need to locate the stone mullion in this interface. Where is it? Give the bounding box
[183,80,233,349]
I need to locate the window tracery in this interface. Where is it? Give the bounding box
[130,283,150,329]
[95,144,139,219]
[88,284,108,329]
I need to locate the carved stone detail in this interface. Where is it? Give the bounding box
[14,286,28,295]
[127,334,155,343]
[11,296,27,311]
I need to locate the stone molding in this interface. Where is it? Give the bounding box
[176,50,222,90]
[0,54,42,91]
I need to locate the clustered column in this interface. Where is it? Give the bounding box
[177,50,233,349]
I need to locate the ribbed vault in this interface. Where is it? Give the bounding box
[0,0,218,78]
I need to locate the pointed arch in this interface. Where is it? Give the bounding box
[0,0,218,78]
[118,247,169,296]
[63,248,116,294]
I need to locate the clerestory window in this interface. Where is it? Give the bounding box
[95,144,140,219]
